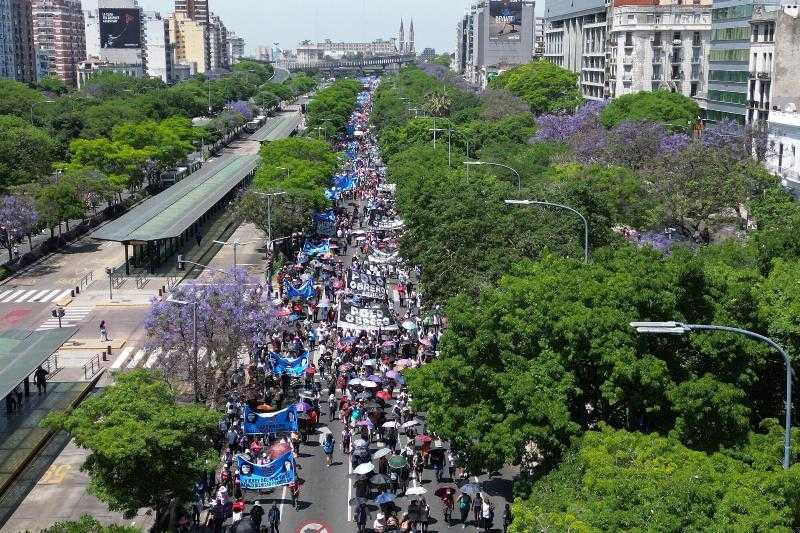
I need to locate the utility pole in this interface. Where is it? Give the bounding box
[254,191,287,251]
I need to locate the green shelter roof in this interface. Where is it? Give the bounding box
[92,153,259,243]
[0,327,78,399]
[250,111,302,142]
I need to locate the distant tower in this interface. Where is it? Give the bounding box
[399,19,405,53]
[409,18,415,54]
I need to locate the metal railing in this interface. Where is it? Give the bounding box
[41,352,61,380]
[82,353,102,380]
[135,271,149,290]
[78,270,93,290]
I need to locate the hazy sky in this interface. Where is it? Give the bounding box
[136,0,536,55]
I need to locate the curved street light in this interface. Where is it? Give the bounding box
[463,161,521,192]
[630,321,794,470]
[504,199,589,263]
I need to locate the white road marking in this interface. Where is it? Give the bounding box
[0,290,13,300]
[110,346,134,369]
[53,289,73,301]
[36,289,62,303]
[36,306,94,331]
[1,290,25,302]
[143,348,162,368]
[26,289,53,302]
[13,290,38,302]
[126,349,147,368]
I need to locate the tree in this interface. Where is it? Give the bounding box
[259,82,294,102]
[514,427,800,532]
[34,179,86,235]
[144,268,280,406]
[111,119,193,173]
[43,371,219,529]
[479,88,531,120]
[0,79,46,119]
[43,515,141,533]
[254,89,280,112]
[306,79,362,133]
[38,75,69,96]
[423,89,452,117]
[599,90,700,133]
[0,115,60,191]
[224,100,256,121]
[0,195,39,258]
[488,60,582,115]
[430,54,452,67]
[68,138,151,190]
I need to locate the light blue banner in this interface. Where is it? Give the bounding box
[237,451,296,490]
[243,405,299,435]
[285,278,316,300]
[269,352,310,377]
[302,240,331,256]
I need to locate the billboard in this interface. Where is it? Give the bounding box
[489,0,524,42]
[99,8,142,49]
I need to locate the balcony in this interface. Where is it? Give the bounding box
[748,70,771,80]
[749,100,770,110]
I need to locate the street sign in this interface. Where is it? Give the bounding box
[295,520,332,533]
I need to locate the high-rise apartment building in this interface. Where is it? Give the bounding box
[227,31,244,63]
[174,0,209,70]
[455,1,537,88]
[544,0,607,100]
[1,0,36,83]
[143,10,172,82]
[706,0,779,123]
[209,12,228,70]
[606,0,712,105]
[32,0,86,86]
[169,11,206,73]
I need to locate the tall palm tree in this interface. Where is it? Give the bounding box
[424,89,452,118]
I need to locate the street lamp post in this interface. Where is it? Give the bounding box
[463,161,522,192]
[429,120,446,150]
[213,239,261,268]
[630,321,794,469]
[253,191,287,251]
[167,297,200,402]
[504,199,590,263]
[105,267,114,300]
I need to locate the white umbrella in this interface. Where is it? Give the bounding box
[382,421,400,428]
[372,447,392,459]
[361,380,378,388]
[406,486,427,496]
[354,462,375,475]
[349,378,362,386]
[401,420,420,428]
[402,320,417,331]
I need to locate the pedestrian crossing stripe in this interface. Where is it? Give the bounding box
[0,288,73,304]
[110,346,134,369]
[108,346,208,371]
[35,306,94,331]
[126,348,147,368]
[143,348,162,368]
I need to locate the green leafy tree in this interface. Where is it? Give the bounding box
[38,75,69,96]
[286,74,316,96]
[0,78,46,119]
[259,82,294,102]
[430,54,452,67]
[43,515,141,533]
[34,179,86,235]
[599,90,700,132]
[0,115,60,191]
[68,138,151,190]
[111,119,194,171]
[43,370,219,526]
[489,60,582,115]
[306,79,363,133]
[479,88,531,120]
[254,89,280,112]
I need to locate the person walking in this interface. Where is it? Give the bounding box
[503,503,513,532]
[99,320,109,341]
[322,432,335,467]
[472,493,483,526]
[481,498,493,532]
[267,502,280,533]
[457,492,471,529]
[34,365,48,394]
[250,500,264,530]
[355,502,369,533]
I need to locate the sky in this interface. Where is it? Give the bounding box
[136,0,526,55]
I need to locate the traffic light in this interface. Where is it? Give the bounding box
[51,308,65,318]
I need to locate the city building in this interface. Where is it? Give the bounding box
[32,0,86,86]
[256,45,270,61]
[227,31,244,63]
[606,0,712,105]
[208,12,228,70]
[399,18,404,53]
[169,11,206,73]
[84,0,145,69]
[143,10,172,82]
[76,55,143,88]
[533,16,545,57]
[706,0,780,123]
[544,0,607,100]
[766,5,800,195]
[0,0,36,83]
[419,47,436,62]
[174,0,209,70]
[455,1,537,88]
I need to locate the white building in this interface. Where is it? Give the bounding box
[606,2,712,103]
[544,0,607,100]
[227,32,244,63]
[143,10,172,83]
[84,0,145,68]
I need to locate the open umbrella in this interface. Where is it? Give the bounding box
[415,434,433,445]
[353,438,369,449]
[374,492,396,505]
[367,375,384,383]
[402,420,420,429]
[353,462,375,475]
[294,401,312,413]
[298,391,316,399]
[356,392,372,401]
[388,456,408,469]
[372,447,392,459]
[459,483,481,495]
[381,421,400,429]
[385,370,401,380]
[406,486,427,496]
[339,363,355,371]
[376,390,392,402]
[434,487,456,499]
[361,381,378,389]
[370,474,389,485]
[356,419,374,428]
[349,378,363,386]
[402,320,417,331]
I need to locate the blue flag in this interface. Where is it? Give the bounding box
[284,278,316,301]
[302,240,331,257]
[243,405,299,435]
[237,451,296,490]
[269,352,310,377]
[313,210,337,236]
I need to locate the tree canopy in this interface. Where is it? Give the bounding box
[599,90,701,132]
[488,60,582,115]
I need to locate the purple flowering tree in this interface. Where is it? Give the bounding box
[224,100,256,122]
[535,100,607,142]
[0,195,39,260]
[700,119,770,161]
[144,267,281,406]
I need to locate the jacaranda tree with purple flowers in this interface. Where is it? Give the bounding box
[224,100,256,122]
[0,195,39,259]
[144,267,281,406]
[535,100,607,143]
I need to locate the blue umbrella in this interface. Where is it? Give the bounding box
[374,492,396,505]
[459,483,481,495]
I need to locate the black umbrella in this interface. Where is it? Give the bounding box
[370,474,389,485]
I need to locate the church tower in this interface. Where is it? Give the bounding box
[409,18,415,54]
[399,19,405,54]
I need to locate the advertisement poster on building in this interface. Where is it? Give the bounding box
[489,0,523,42]
[99,8,142,49]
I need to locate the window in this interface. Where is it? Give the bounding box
[690,82,698,96]
[692,31,702,46]
[653,31,662,46]
[712,27,751,41]
[691,64,700,79]
[712,4,754,21]
[627,14,636,24]
[646,14,655,24]
[708,89,748,104]
[653,63,662,80]
[709,49,749,62]
[625,31,633,46]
